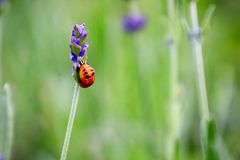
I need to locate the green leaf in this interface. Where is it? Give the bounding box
[200,117,218,160]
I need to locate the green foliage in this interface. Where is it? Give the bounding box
[200,118,218,160]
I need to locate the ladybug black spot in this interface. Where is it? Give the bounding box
[85,75,90,79]
[83,69,86,72]
[84,72,88,75]
[92,72,95,76]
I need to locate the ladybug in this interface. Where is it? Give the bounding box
[78,63,95,88]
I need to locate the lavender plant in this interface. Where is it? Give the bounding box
[187,2,217,159]
[60,23,93,160]
[187,1,231,159]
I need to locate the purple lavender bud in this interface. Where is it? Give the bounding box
[70,24,88,62]
[122,13,147,32]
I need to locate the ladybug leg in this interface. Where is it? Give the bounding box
[79,59,86,66]
[79,60,83,65]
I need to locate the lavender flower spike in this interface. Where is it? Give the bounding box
[122,13,147,32]
[70,24,88,63]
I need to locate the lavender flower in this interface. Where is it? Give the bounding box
[70,24,89,80]
[0,155,4,160]
[61,23,92,160]
[70,24,88,63]
[122,13,147,32]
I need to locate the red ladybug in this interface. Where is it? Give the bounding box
[79,63,95,88]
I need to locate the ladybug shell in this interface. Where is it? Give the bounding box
[79,64,95,88]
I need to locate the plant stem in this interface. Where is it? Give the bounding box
[0,17,3,86]
[167,39,180,160]
[166,0,181,159]
[60,83,80,160]
[167,0,179,130]
[3,83,14,160]
[189,1,210,121]
[167,0,175,21]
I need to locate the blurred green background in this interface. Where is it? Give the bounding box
[1,0,240,159]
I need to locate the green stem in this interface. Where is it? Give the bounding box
[167,41,180,160]
[189,1,210,121]
[60,83,80,160]
[166,0,181,159]
[3,83,14,160]
[0,17,3,86]
[167,0,179,131]
[167,0,175,22]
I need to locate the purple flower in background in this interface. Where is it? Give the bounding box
[0,0,5,5]
[122,13,147,32]
[0,155,4,160]
[0,0,6,15]
[70,24,88,63]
